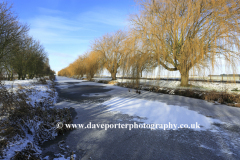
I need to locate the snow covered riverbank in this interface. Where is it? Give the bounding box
[91,77,240,93]
[0,78,72,159]
[2,78,58,106]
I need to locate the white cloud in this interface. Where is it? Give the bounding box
[28,14,95,45]
[30,15,83,31]
[26,6,130,71]
[28,7,129,45]
[38,7,67,15]
[30,28,89,44]
[79,8,129,27]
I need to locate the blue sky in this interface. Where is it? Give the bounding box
[4,0,238,76]
[8,0,136,72]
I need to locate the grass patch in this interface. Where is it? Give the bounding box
[108,81,118,85]
[235,104,240,107]
[231,88,240,92]
[37,77,47,84]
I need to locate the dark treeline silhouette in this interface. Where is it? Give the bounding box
[0,2,54,80]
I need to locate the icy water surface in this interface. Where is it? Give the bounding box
[102,97,222,130]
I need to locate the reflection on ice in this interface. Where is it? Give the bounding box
[102,97,221,130]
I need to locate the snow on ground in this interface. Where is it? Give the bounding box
[1,79,58,159]
[43,154,76,160]
[90,76,240,92]
[102,97,222,131]
[62,76,240,93]
[2,79,38,89]
[115,78,240,92]
[93,77,112,81]
[49,154,76,160]
[2,79,58,106]
[190,81,240,92]
[3,137,42,160]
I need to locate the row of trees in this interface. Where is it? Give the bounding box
[59,0,240,86]
[0,2,54,80]
[58,51,102,80]
[58,29,157,83]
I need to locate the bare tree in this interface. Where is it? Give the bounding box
[130,0,240,86]
[121,31,156,85]
[69,56,86,78]
[0,2,28,61]
[92,30,127,80]
[58,68,70,77]
[58,50,102,80]
[0,2,52,80]
[9,35,49,79]
[84,51,102,80]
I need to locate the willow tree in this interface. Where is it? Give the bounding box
[130,0,240,86]
[92,30,127,80]
[84,51,102,80]
[73,56,86,78]
[58,68,70,77]
[121,31,156,85]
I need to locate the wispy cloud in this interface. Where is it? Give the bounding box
[49,51,79,58]
[28,15,95,45]
[28,7,128,46]
[31,15,83,31]
[27,7,99,45]
[38,7,67,15]
[79,7,129,27]
[27,6,130,71]
[29,27,90,44]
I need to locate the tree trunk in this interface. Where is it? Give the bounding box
[22,74,26,80]
[87,72,94,80]
[111,72,117,80]
[90,73,94,80]
[179,68,190,87]
[18,74,21,80]
[10,73,13,81]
